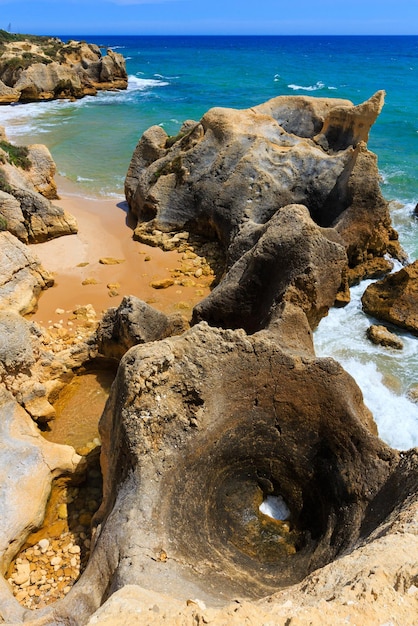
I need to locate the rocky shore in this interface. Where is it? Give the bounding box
[0,90,417,625]
[0,31,127,103]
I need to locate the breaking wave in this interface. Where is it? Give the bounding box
[287,81,337,91]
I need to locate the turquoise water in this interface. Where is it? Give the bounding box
[1,35,417,448]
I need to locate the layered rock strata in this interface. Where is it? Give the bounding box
[0,33,127,103]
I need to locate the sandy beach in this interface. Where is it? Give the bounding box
[28,177,213,328]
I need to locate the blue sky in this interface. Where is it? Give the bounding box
[1,0,417,36]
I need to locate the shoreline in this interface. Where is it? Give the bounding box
[28,177,212,328]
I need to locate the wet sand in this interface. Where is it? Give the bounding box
[29,178,212,327]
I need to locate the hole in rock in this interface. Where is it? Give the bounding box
[259,494,291,521]
[7,361,116,609]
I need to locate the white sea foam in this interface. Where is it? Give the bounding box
[287,81,337,92]
[259,495,291,521]
[315,281,418,451]
[288,81,325,91]
[128,75,169,91]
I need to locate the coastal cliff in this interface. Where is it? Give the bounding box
[0,92,417,626]
[0,31,127,103]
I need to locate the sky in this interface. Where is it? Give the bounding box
[0,0,417,36]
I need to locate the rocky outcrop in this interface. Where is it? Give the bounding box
[0,129,78,243]
[125,91,404,297]
[362,260,418,335]
[95,295,188,360]
[0,232,53,315]
[192,204,346,333]
[0,35,127,103]
[12,321,416,626]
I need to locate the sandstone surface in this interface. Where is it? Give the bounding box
[0,33,127,103]
[0,92,417,626]
[5,322,415,626]
[125,91,404,295]
[95,295,188,360]
[0,388,83,623]
[362,260,418,335]
[366,324,404,350]
[0,232,53,315]
[0,129,77,243]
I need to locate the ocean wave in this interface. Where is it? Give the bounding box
[342,358,418,450]
[128,75,169,91]
[287,81,337,91]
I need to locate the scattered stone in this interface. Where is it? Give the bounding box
[81,277,99,286]
[150,278,175,290]
[366,325,404,350]
[99,257,125,265]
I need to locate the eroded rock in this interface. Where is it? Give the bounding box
[362,260,418,335]
[125,91,404,290]
[366,324,404,350]
[95,295,188,360]
[0,231,53,315]
[28,321,418,626]
[0,129,77,243]
[192,204,347,333]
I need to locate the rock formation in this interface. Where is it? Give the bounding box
[0,32,127,103]
[0,128,78,243]
[0,232,53,315]
[95,295,188,360]
[362,260,418,335]
[0,93,417,626]
[366,324,404,350]
[125,90,404,304]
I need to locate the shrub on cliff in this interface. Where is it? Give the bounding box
[0,140,31,169]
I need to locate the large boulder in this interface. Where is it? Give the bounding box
[125,91,403,288]
[362,260,418,335]
[24,322,418,626]
[95,295,188,360]
[0,231,53,315]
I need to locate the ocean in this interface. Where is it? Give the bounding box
[1,35,417,449]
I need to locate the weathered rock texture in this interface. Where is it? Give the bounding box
[0,232,53,315]
[7,322,416,626]
[125,91,404,306]
[0,128,78,243]
[95,295,188,360]
[362,260,418,335]
[366,324,404,350]
[0,33,127,103]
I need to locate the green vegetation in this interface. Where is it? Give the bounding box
[165,131,188,149]
[0,170,12,194]
[0,141,31,169]
[0,29,58,45]
[0,215,7,231]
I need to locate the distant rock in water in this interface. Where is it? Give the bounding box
[362,260,418,335]
[0,31,127,103]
